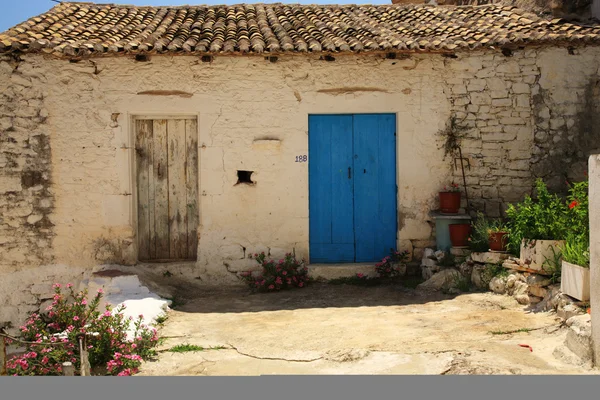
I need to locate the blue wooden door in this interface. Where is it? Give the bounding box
[309,114,397,263]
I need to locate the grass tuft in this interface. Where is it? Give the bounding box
[168,344,227,353]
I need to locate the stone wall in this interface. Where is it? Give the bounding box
[0,55,54,270]
[445,46,600,216]
[2,46,600,329]
[532,49,600,193]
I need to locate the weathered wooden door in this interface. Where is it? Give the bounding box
[309,114,397,263]
[135,118,198,261]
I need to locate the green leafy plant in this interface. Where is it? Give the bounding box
[167,344,225,353]
[6,284,159,376]
[241,252,310,292]
[542,245,563,283]
[438,115,470,160]
[488,219,509,233]
[561,235,590,268]
[505,179,569,255]
[566,180,589,239]
[469,212,491,252]
[561,179,589,268]
[452,272,471,292]
[479,263,508,289]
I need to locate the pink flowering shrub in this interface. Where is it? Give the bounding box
[240,252,310,292]
[374,250,409,280]
[6,284,159,376]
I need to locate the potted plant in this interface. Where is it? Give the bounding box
[505,179,567,272]
[488,221,509,252]
[561,235,590,301]
[560,180,589,301]
[468,212,491,252]
[449,223,471,247]
[439,182,461,214]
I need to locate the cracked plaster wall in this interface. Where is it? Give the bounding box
[2,47,600,327]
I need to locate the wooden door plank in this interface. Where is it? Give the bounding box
[153,119,170,259]
[353,114,397,262]
[167,119,188,259]
[147,119,156,259]
[136,120,152,261]
[185,119,199,259]
[308,115,354,263]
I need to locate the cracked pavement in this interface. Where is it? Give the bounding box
[138,283,598,375]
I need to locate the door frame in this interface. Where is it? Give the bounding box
[307,113,399,264]
[129,113,200,263]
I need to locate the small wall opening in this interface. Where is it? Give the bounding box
[236,170,254,185]
[135,54,150,62]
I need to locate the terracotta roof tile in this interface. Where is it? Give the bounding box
[1,2,600,56]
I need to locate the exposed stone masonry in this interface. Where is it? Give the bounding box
[0,55,54,270]
[443,47,600,217]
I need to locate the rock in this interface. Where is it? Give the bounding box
[528,295,543,305]
[489,276,507,294]
[528,285,547,298]
[526,274,552,288]
[434,250,446,261]
[513,280,528,296]
[515,294,530,305]
[423,248,435,258]
[557,304,582,321]
[450,247,471,257]
[505,274,518,290]
[534,284,562,312]
[470,252,510,264]
[564,314,592,364]
[421,248,437,268]
[417,269,460,292]
[421,265,440,281]
[471,265,488,289]
[26,214,43,225]
[421,257,437,268]
[458,262,473,278]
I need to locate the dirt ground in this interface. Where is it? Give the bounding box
[138,283,597,375]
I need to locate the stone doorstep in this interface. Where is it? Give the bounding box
[470,251,510,264]
[308,263,380,280]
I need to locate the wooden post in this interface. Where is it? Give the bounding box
[1,337,7,376]
[62,362,75,376]
[79,337,91,376]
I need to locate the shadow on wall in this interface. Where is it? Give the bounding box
[533,76,600,194]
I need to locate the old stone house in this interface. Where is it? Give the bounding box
[1,2,600,326]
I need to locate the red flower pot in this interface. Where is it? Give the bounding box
[449,223,471,247]
[439,191,461,214]
[489,231,508,252]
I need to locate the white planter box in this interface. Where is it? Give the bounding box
[519,239,565,272]
[561,260,590,301]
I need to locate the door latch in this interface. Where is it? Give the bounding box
[348,167,351,179]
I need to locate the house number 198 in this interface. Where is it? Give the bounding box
[296,155,308,162]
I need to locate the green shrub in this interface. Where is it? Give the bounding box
[6,284,159,376]
[241,252,310,292]
[562,235,590,267]
[469,212,490,252]
[505,179,569,255]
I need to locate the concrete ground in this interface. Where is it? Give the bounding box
[138,283,598,375]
